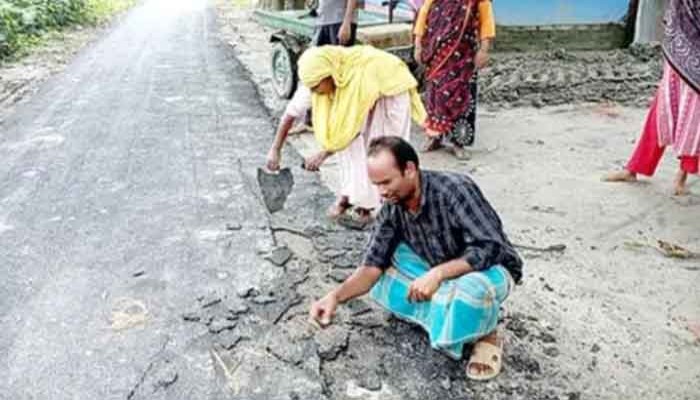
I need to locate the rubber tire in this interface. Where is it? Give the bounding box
[271,42,298,100]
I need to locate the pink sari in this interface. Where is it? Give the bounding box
[657,61,700,158]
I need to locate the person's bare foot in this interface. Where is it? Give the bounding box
[674,170,689,196]
[421,137,443,153]
[448,145,469,160]
[603,169,637,182]
[327,196,351,219]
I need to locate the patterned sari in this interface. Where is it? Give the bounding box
[421,0,480,147]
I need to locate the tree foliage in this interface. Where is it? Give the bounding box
[0,0,133,60]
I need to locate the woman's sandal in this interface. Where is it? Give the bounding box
[465,339,504,381]
[448,145,470,160]
[327,198,351,220]
[421,137,444,153]
[336,208,373,230]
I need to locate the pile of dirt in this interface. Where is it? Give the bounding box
[480,45,662,109]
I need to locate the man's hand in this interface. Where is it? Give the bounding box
[338,22,352,45]
[309,292,339,327]
[266,147,281,171]
[474,48,490,70]
[304,150,332,171]
[407,269,443,302]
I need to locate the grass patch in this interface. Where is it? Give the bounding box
[0,0,136,61]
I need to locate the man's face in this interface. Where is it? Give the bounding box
[367,150,418,205]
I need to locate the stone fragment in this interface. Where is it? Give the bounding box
[440,377,452,391]
[506,318,529,339]
[348,312,385,329]
[251,294,277,305]
[357,371,382,391]
[567,392,582,400]
[214,330,244,350]
[265,246,293,267]
[538,332,557,343]
[228,304,250,315]
[332,256,354,269]
[199,294,222,309]
[209,318,237,334]
[346,299,372,317]
[322,249,345,258]
[226,222,242,231]
[182,312,201,322]
[315,325,349,361]
[543,347,560,358]
[237,286,259,298]
[154,363,179,390]
[328,269,349,283]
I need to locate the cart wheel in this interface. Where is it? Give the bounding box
[271,42,298,100]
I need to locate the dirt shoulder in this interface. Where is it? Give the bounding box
[216,2,699,400]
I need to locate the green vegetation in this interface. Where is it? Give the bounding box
[0,0,135,60]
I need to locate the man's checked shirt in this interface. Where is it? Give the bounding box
[363,170,523,282]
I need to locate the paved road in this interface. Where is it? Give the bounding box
[0,1,286,398]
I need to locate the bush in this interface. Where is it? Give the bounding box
[0,0,133,60]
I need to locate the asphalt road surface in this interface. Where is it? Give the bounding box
[0,1,285,398]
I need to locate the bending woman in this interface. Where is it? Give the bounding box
[266,46,426,227]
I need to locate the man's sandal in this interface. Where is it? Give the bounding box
[466,339,504,381]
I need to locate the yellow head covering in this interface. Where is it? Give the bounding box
[297,46,426,152]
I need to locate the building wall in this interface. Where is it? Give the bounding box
[364,0,632,26]
[634,0,667,43]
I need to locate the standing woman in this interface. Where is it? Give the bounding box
[414,0,495,159]
[266,46,426,228]
[605,0,699,195]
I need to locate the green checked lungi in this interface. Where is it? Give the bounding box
[369,242,514,359]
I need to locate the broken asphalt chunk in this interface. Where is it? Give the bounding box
[182,312,201,323]
[265,246,293,267]
[208,318,238,334]
[237,286,259,299]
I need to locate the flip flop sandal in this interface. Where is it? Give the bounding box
[336,209,373,230]
[289,122,312,135]
[449,146,470,161]
[466,339,504,381]
[421,137,444,153]
[327,200,351,220]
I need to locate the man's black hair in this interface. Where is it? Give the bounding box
[367,136,420,173]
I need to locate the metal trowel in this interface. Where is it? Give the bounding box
[256,167,295,213]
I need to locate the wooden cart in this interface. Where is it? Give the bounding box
[254,3,416,99]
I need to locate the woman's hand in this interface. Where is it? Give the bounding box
[474,48,490,70]
[413,41,423,65]
[304,151,333,171]
[266,147,282,171]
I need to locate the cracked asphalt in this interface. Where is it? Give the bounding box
[2,1,697,399]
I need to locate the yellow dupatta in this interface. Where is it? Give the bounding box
[297,46,426,152]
